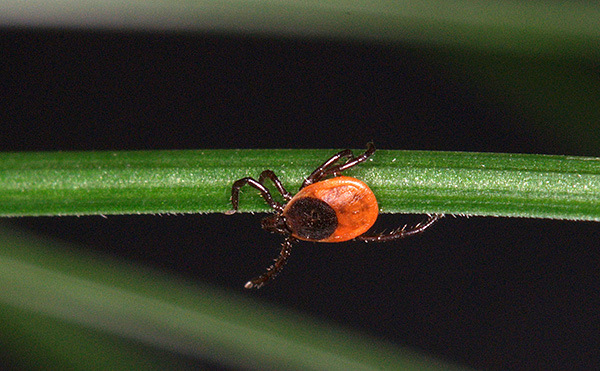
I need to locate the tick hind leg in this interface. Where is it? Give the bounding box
[302,142,375,188]
[357,214,442,242]
[245,237,295,289]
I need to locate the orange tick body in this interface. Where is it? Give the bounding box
[283,176,378,242]
[229,143,440,289]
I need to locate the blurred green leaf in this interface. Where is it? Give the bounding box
[1,0,599,59]
[0,224,467,370]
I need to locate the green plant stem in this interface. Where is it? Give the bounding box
[0,149,599,220]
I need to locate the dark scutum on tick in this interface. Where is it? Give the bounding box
[229,143,442,289]
[285,197,338,240]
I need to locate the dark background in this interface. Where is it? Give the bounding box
[2,29,600,370]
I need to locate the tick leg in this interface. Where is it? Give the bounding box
[302,150,353,188]
[245,237,295,289]
[259,170,293,201]
[357,214,442,242]
[302,142,375,188]
[229,177,283,213]
[326,142,375,175]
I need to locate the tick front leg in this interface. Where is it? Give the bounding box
[259,170,293,201]
[244,237,295,289]
[229,177,284,213]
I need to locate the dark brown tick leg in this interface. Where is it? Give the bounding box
[245,237,295,289]
[228,177,283,214]
[302,142,375,188]
[357,214,443,242]
[259,170,293,201]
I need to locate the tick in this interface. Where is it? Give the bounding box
[229,143,441,289]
